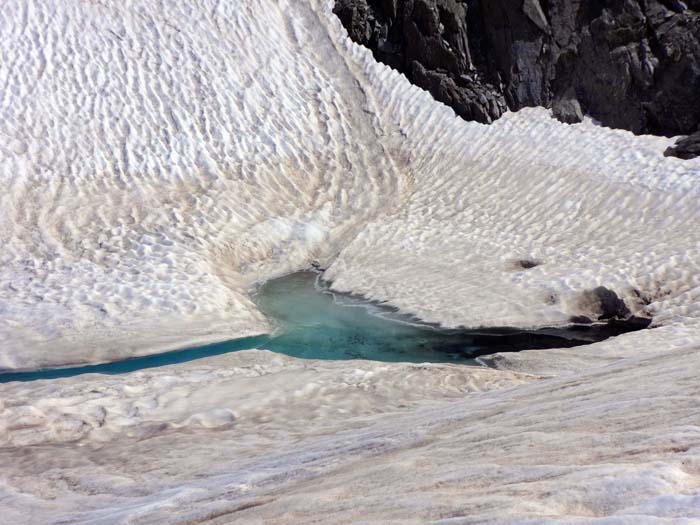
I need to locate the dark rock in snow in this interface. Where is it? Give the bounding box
[590,286,631,321]
[664,131,700,159]
[517,259,541,269]
[334,0,700,141]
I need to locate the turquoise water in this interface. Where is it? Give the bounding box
[0,271,643,383]
[0,334,271,383]
[256,271,480,363]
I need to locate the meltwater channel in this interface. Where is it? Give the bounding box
[0,271,646,382]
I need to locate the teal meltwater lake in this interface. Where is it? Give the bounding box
[0,271,645,382]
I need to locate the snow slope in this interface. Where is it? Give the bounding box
[0,0,407,369]
[2,347,698,524]
[1,0,700,523]
[2,0,699,369]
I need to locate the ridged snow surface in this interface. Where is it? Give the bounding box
[1,0,700,523]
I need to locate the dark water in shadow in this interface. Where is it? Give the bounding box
[0,271,648,383]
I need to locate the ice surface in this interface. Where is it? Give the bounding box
[1,347,698,523]
[1,0,700,522]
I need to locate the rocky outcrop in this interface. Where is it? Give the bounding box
[552,88,585,125]
[334,0,700,139]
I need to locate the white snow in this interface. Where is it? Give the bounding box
[1,0,700,523]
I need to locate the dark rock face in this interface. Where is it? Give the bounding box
[334,0,700,137]
[552,88,585,124]
[665,131,700,159]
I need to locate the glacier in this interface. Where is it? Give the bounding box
[1,0,700,523]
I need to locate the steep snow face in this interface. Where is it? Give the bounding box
[0,0,408,368]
